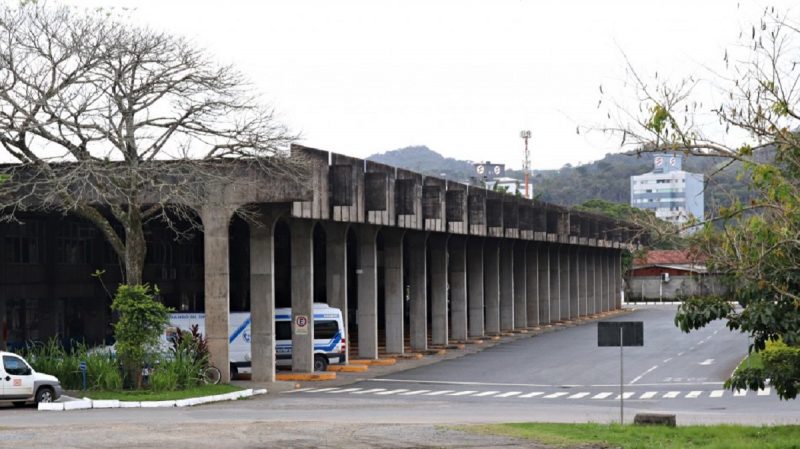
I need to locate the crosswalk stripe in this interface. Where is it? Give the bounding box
[327,388,362,394]
[543,392,568,399]
[520,392,544,398]
[592,392,613,399]
[283,387,315,393]
[304,388,338,393]
[424,390,455,396]
[639,391,658,399]
[758,388,771,396]
[448,390,478,396]
[400,390,430,396]
[473,391,501,397]
[353,388,386,395]
[663,391,680,398]
[375,389,409,395]
[733,389,747,397]
[686,391,702,398]
[495,391,522,398]
[568,392,590,399]
[710,390,725,398]
[614,392,634,399]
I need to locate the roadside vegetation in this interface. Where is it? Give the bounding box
[463,423,800,449]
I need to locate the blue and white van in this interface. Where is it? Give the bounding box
[169,303,346,375]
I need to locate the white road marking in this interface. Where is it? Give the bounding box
[662,358,673,363]
[614,392,634,399]
[375,389,409,395]
[367,378,551,388]
[400,390,430,396]
[639,391,658,399]
[543,392,569,399]
[568,392,591,399]
[686,391,702,398]
[448,390,478,396]
[710,390,725,398]
[663,391,681,398]
[733,389,747,397]
[630,365,659,384]
[758,388,772,396]
[677,352,685,356]
[520,392,544,398]
[326,388,362,394]
[495,391,522,398]
[699,359,714,366]
[592,392,613,399]
[424,390,455,396]
[473,391,501,397]
[352,388,386,395]
[304,388,338,393]
[283,388,315,393]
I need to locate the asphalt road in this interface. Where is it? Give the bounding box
[2,304,798,449]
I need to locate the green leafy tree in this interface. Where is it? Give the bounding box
[111,284,171,389]
[603,9,800,398]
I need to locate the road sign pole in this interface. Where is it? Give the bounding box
[620,326,624,425]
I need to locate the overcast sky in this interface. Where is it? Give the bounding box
[50,1,800,169]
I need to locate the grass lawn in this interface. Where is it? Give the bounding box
[461,423,800,449]
[74,384,243,401]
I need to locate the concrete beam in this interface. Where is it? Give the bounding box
[449,237,468,342]
[407,232,428,350]
[290,219,315,373]
[201,206,234,383]
[429,234,449,346]
[484,239,501,335]
[467,239,485,337]
[357,225,380,359]
[513,241,527,329]
[383,229,405,354]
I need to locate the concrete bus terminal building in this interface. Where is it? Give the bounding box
[0,145,638,382]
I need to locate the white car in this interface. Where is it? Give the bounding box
[0,351,62,407]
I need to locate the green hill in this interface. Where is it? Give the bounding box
[367,146,756,216]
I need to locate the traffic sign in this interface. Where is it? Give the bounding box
[294,314,309,335]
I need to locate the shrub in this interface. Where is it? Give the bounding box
[22,338,122,390]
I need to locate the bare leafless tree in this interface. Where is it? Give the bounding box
[0,4,304,285]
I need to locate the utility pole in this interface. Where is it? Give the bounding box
[520,130,532,199]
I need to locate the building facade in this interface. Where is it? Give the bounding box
[630,154,704,227]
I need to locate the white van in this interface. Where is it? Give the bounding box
[0,351,62,407]
[169,303,346,375]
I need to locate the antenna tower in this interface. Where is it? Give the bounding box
[520,130,532,199]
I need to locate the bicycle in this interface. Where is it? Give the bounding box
[201,364,221,385]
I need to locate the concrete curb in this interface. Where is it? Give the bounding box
[38,388,266,412]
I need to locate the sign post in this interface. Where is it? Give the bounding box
[79,361,88,391]
[598,321,643,424]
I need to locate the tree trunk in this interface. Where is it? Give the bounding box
[123,211,147,286]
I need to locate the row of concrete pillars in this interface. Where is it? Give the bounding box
[201,207,623,383]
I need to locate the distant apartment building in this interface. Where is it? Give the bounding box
[630,154,704,227]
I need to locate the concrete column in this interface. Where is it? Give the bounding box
[599,249,608,312]
[499,241,514,331]
[587,248,596,315]
[467,239,485,338]
[549,246,560,322]
[325,222,349,361]
[357,225,380,360]
[449,237,468,342]
[607,250,614,311]
[383,229,405,354]
[559,245,570,320]
[250,209,281,382]
[290,219,314,373]
[526,243,539,327]
[614,251,622,309]
[484,239,501,335]
[537,245,550,325]
[569,247,579,320]
[201,206,234,382]
[430,234,449,346]
[513,242,527,329]
[407,232,428,351]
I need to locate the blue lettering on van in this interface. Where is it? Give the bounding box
[229,317,252,343]
[273,333,342,353]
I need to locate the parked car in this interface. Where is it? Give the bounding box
[0,351,62,407]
